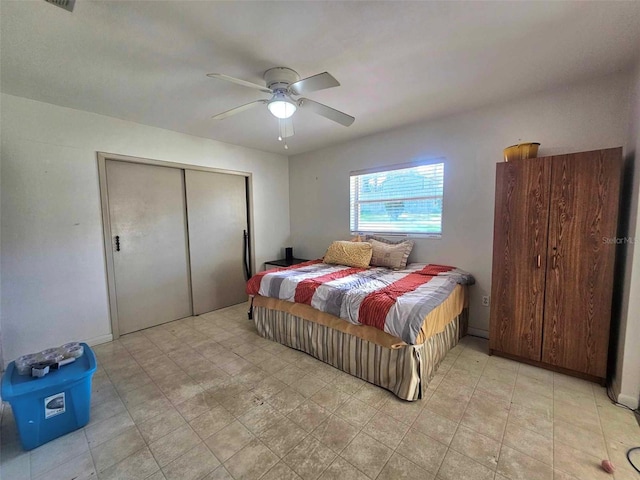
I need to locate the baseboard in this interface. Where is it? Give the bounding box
[611,374,640,409]
[467,327,489,339]
[86,334,113,346]
[617,392,639,410]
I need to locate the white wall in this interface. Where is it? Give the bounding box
[289,72,632,337]
[615,60,640,409]
[0,94,290,364]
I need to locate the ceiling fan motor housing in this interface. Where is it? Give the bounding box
[264,67,300,92]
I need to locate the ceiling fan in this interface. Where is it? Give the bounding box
[207,67,355,142]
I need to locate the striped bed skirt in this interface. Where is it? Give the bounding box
[253,306,468,401]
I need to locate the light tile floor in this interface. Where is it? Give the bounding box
[1,302,639,480]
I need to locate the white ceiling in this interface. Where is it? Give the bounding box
[2,1,640,155]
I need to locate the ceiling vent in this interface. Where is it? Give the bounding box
[44,0,75,12]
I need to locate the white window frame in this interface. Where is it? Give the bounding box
[350,158,445,238]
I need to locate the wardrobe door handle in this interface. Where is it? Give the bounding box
[536,255,541,268]
[115,235,120,252]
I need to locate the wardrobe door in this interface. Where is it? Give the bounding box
[542,148,621,378]
[489,158,551,360]
[106,161,192,334]
[185,170,248,314]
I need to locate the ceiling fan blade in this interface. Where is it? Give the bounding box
[289,72,340,96]
[211,100,267,120]
[298,98,355,127]
[206,73,272,94]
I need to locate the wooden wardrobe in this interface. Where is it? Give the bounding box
[489,147,622,383]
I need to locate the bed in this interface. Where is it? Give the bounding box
[246,259,474,401]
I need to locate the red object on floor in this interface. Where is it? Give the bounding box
[601,459,615,474]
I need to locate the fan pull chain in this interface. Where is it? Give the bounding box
[278,118,293,150]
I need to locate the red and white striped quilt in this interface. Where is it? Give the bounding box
[246,260,474,345]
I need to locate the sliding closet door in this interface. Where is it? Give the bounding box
[185,170,248,314]
[106,161,192,334]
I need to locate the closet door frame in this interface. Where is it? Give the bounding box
[97,152,256,340]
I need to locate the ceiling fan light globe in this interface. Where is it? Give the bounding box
[267,99,297,119]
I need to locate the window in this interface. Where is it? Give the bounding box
[350,160,444,236]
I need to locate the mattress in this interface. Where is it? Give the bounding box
[252,283,467,349]
[247,261,473,345]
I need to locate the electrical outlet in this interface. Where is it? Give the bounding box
[482,295,490,307]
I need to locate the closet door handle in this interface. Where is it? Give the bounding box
[115,235,120,252]
[536,255,541,268]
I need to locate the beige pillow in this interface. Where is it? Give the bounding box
[368,238,414,269]
[323,241,372,268]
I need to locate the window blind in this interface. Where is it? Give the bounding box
[350,161,444,235]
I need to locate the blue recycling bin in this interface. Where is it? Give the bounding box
[1,343,97,450]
